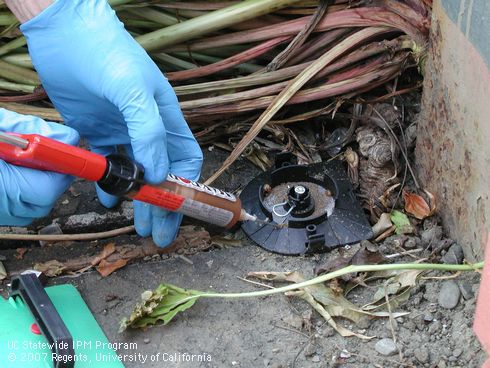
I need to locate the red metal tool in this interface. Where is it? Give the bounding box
[0,132,255,228]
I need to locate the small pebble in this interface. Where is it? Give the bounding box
[143,338,150,344]
[374,338,398,356]
[429,321,442,334]
[272,348,280,353]
[311,355,320,363]
[424,313,434,322]
[452,348,463,358]
[62,199,69,205]
[414,348,430,363]
[458,281,474,300]
[421,225,443,246]
[206,260,214,268]
[438,281,461,309]
[442,244,464,264]
[143,256,151,262]
[340,350,351,359]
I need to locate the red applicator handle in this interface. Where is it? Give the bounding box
[0,133,107,181]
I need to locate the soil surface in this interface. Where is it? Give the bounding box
[0,149,486,368]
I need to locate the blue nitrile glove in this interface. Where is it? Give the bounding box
[0,108,79,226]
[20,0,203,247]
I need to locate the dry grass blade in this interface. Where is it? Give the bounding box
[266,0,331,71]
[0,102,62,121]
[205,27,389,184]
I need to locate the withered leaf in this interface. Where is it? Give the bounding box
[34,260,66,277]
[403,190,436,220]
[91,243,116,266]
[249,270,405,339]
[96,259,128,277]
[315,242,386,276]
[15,248,28,260]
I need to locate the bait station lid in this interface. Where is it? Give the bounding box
[240,154,373,255]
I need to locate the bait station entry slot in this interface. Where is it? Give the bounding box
[240,154,373,255]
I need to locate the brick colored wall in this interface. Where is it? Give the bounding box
[416,0,490,262]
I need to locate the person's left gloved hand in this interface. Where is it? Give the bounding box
[20,0,203,247]
[0,108,80,226]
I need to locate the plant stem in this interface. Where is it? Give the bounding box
[0,36,26,57]
[200,262,483,299]
[136,0,304,51]
[0,59,39,85]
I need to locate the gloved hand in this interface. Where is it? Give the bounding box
[0,108,79,226]
[20,0,203,247]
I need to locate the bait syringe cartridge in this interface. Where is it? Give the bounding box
[0,132,257,228]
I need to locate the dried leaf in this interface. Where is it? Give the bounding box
[249,270,405,339]
[210,236,242,248]
[351,243,386,265]
[403,190,432,219]
[372,213,393,237]
[315,242,385,276]
[91,242,116,266]
[390,210,414,234]
[363,269,424,310]
[15,248,28,260]
[96,258,128,278]
[120,283,204,332]
[0,261,6,281]
[289,290,374,339]
[34,260,66,277]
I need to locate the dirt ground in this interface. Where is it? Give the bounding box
[0,150,486,368]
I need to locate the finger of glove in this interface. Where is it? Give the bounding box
[124,143,171,221]
[155,85,203,181]
[113,89,169,184]
[90,145,120,209]
[149,89,203,247]
[123,143,169,238]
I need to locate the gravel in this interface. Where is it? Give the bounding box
[438,281,461,309]
[442,243,464,264]
[414,347,430,363]
[374,338,398,356]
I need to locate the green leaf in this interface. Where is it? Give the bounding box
[390,210,414,234]
[120,283,204,332]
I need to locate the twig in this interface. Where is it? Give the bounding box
[0,225,135,242]
[266,0,331,71]
[421,271,462,280]
[176,254,194,265]
[237,276,276,289]
[372,107,420,189]
[385,248,423,259]
[273,323,310,338]
[384,279,403,361]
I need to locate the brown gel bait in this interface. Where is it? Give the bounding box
[129,174,256,228]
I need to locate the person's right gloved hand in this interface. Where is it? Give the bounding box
[0,108,80,226]
[19,0,203,247]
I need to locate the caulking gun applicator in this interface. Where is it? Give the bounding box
[0,132,257,228]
